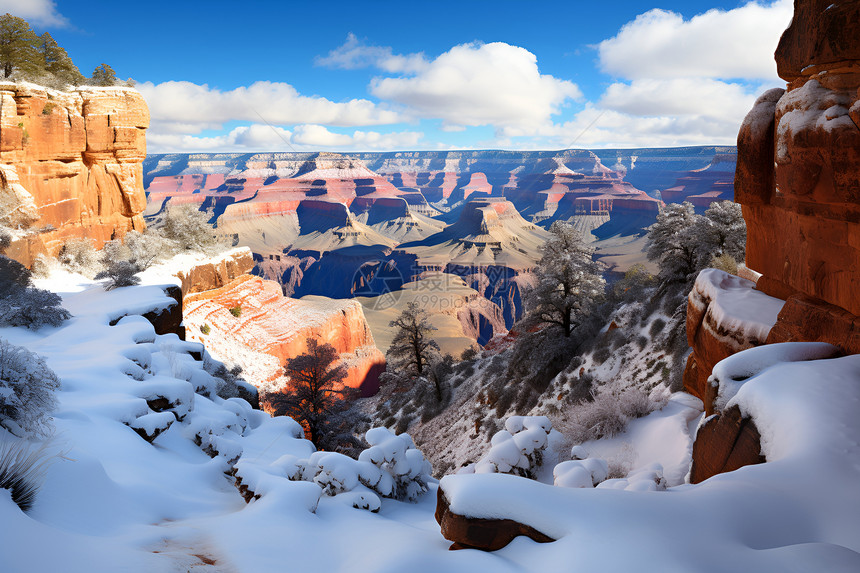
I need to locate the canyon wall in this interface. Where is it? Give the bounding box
[688,0,860,481]
[0,83,149,266]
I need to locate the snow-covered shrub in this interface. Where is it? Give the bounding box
[155,204,220,253]
[202,356,259,408]
[58,237,102,277]
[0,287,71,330]
[0,339,60,437]
[294,427,432,505]
[596,462,667,491]
[553,457,609,488]
[123,230,169,269]
[95,260,141,290]
[0,437,56,512]
[462,416,553,479]
[0,255,31,294]
[566,380,665,445]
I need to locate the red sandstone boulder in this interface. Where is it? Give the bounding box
[435,486,554,551]
[690,405,765,484]
[766,293,860,355]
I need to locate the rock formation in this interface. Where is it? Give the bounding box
[689,0,860,480]
[0,83,149,266]
[183,274,385,396]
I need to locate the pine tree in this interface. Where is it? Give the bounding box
[526,221,604,337]
[387,302,440,375]
[0,14,40,79]
[265,338,359,449]
[90,63,117,86]
[38,32,83,87]
[646,202,701,289]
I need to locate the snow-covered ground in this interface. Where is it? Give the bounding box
[2,270,859,572]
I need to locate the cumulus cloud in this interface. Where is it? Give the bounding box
[598,0,793,81]
[599,78,758,119]
[315,33,428,74]
[137,80,402,134]
[0,0,68,27]
[147,123,422,153]
[370,42,582,133]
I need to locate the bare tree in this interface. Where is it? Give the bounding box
[264,338,361,451]
[387,302,440,376]
[526,221,604,337]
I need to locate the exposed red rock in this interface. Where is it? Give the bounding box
[766,293,860,355]
[435,486,554,551]
[683,271,783,410]
[183,274,385,396]
[174,249,256,297]
[689,404,765,484]
[737,0,860,317]
[775,0,860,83]
[0,84,149,266]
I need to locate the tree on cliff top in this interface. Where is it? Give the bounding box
[0,14,40,79]
[38,33,83,87]
[525,220,604,338]
[387,302,440,376]
[90,63,117,87]
[264,338,363,452]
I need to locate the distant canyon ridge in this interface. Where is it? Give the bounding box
[142,147,736,356]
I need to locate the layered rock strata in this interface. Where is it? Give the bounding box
[183,274,385,396]
[0,83,149,266]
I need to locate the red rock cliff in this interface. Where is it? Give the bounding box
[183,274,385,397]
[0,83,149,266]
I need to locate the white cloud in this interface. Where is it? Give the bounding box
[370,42,582,133]
[598,0,793,81]
[147,123,422,153]
[137,80,402,135]
[315,33,428,74]
[599,78,758,119]
[0,0,67,27]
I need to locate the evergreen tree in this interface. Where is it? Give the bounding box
[0,14,40,79]
[646,202,701,289]
[387,302,440,375]
[265,338,361,451]
[525,221,604,337]
[38,32,83,86]
[90,63,117,86]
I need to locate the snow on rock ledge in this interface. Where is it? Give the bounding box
[684,269,785,411]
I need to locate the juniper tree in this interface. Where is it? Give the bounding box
[387,302,440,376]
[265,338,362,451]
[525,221,604,337]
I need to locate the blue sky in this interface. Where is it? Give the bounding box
[4,0,792,152]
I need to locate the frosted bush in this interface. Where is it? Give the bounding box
[0,437,56,512]
[156,204,220,253]
[294,427,433,506]
[596,462,667,491]
[95,260,141,290]
[566,380,665,444]
[0,339,60,437]
[463,416,553,479]
[58,237,102,277]
[0,287,71,330]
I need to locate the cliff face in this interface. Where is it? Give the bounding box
[0,83,149,266]
[736,0,860,317]
[688,0,860,479]
[183,274,385,396]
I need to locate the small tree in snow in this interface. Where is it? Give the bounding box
[0,339,60,437]
[95,260,140,290]
[264,338,361,451]
[647,202,700,290]
[525,220,604,337]
[90,63,117,86]
[697,200,746,263]
[386,302,440,376]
